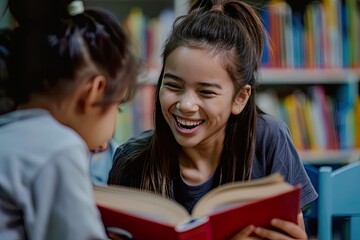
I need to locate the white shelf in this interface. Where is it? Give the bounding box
[258,68,359,85]
[299,149,360,165]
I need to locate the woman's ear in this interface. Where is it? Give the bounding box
[83,75,107,113]
[231,84,251,115]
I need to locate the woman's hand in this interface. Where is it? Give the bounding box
[230,213,307,240]
[253,213,307,240]
[229,225,262,240]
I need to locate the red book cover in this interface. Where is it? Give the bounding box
[94,173,300,240]
[208,187,300,240]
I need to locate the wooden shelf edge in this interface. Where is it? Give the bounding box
[258,68,359,84]
[299,149,360,165]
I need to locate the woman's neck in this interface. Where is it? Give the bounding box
[179,143,223,185]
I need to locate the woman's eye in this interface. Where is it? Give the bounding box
[200,90,216,96]
[164,82,181,89]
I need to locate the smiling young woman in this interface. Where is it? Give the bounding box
[108,0,317,239]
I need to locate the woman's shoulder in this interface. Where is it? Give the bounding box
[255,113,293,152]
[114,130,153,159]
[109,130,153,186]
[257,114,288,136]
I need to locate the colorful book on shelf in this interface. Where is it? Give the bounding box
[313,2,326,68]
[256,90,281,119]
[259,8,271,67]
[292,12,304,68]
[323,0,340,68]
[302,96,317,149]
[335,83,357,149]
[268,2,281,68]
[340,1,349,67]
[281,1,294,68]
[310,86,339,149]
[304,4,316,68]
[308,86,327,150]
[346,0,360,67]
[355,97,360,148]
[125,8,146,59]
[94,173,300,240]
[293,91,312,149]
[283,94,304,150]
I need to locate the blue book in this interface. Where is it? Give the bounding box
[259,8,270,67]
[292,12,304,68]
[341,2,349,67]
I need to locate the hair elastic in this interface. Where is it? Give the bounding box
[68,1,85,16]
[210,4,224,13]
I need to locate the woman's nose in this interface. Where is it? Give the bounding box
[176,93,199,112]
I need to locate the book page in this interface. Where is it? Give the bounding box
[94,185,190,226]
[192,173,293,217]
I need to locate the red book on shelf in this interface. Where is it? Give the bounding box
[94,173,301,240]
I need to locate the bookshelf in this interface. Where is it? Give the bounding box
[89,0,360,165]
[258,68,358,85]
[254,0,360,165]
[299,148,360,165]
[257,68,360,164]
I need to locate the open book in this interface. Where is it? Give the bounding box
[94,173,300,240]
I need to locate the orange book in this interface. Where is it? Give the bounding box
[304,4,317,68]
[268,2,281,68]
[94,173,300,240]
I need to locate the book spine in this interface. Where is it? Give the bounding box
[176,220,212,240]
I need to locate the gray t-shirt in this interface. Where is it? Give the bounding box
[0,109,107,240]
[110,114,318,213]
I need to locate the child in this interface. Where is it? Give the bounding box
[108,0,317,239]
[90,138,119,186]
[0,0,138,239]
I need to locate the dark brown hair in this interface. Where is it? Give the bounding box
[110,0,265,197]
[0,28,15,114]
[5,0,139,109]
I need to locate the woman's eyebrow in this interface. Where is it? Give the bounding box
[163,72,222,89]
[198,82,222,89]
[163,72,182,81]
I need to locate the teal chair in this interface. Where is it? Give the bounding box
[318,161,360,240]
[303,164,319,238]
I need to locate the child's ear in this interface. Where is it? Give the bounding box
[83,75,107,113]
[231,84,251,115]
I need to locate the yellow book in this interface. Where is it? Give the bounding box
[304,4,315,68]
[302,96,318,150]
[283,94,304,150]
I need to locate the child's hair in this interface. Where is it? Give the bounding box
[0,28,15,114]
[5,0,139,110]
[110,0,266,197]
